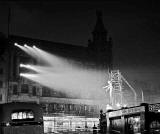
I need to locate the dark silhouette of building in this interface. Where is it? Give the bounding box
[88,10,113,70]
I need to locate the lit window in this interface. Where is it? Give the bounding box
[11,110,34,121]
[27,111,34,119]
[18,112,23,119]
[22,112,27,119]
[12,113,17,120]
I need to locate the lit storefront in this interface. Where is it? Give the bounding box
[107,103,160,134]
[43,115,99,133]
[40,101,100,133]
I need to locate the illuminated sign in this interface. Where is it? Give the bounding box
[109,110,122,118]
[149,103,160,112]
[122,106,145,115]
[109,106,145,118]
[11,110,34,120]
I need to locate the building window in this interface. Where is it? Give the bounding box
[53,103,57,111]
[0,68,3,75]
[32,86,36,96]
[0,81,3,88]
[13,85,18,95]
[21,84,29,93]
[42,86,51,97]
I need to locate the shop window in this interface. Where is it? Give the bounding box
[150,120,160,133]
[110,118,122,133]
[0,81,3,88]
[21,84,29,93]
[13,85,18,95]
[127,116,141,134]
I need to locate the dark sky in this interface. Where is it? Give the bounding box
[0,0,160,92]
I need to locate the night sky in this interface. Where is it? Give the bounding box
[0,0,160,97]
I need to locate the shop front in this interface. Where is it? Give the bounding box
[107,103,160,134]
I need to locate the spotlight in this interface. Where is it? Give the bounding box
[19,73,37,78]
[20,64,32,68]
[14,43,18,46]
[20,64,24,67]
[33,45,36,49]
[24,44,28,47]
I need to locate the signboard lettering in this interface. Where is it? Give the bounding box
[109,110,122,118]
[149,104,160,112]
[108,106,145,118]
[122,106,145,115]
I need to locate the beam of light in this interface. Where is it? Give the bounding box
[20,46,110,107]
[33,45,36,49]
[24,45,57,65]
[24,65,36,70]
[22,65,109,100]
[23,44,40,59]
[20,63,25,67]
[15,43,40,61]
[14,42,28,53]
[32,46,68,67]
[14,43,19,47]
[20,64,45,73]
[33,46,101,71]
[26,65,59,73]
[20,73,37,78]
[30,45,78,70]
[20,64,33,69]
[24,44,28,47]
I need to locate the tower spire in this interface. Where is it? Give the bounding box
[87,10,113,70]
[92,10,107,42]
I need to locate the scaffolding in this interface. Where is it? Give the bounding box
[104,70,137,109]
